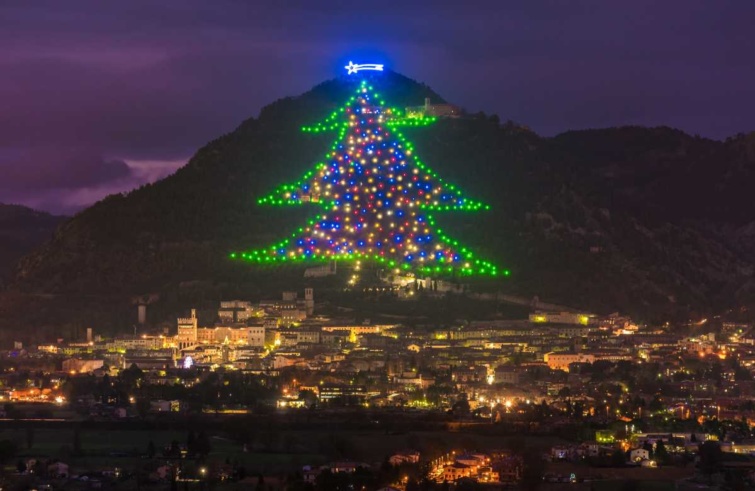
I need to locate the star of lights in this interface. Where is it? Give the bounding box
[345,61,384,75]
[232,79,506,277]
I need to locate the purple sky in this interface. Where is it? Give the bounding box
[2,1,754,214]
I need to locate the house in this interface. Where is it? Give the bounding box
[455,454,486,468]
[155,465,172,480]
[551,446,571,461]
[494,366,521,385]
[496,455,523,483]
[443,462,472,482]
[389,450,420,465]
[478,466,500,483]
[326,461,369,473]
[21,458,38,473]
[578,442,600,457]
[630,448,650,462]
[48,461,69,478]
[302,466,320,484]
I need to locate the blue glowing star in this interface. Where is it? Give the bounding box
[345,61,384,74]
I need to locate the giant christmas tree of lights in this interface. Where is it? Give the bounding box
[232,65,505,277]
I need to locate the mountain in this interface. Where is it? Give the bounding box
[3,71,755,335]
[0,204,65,283]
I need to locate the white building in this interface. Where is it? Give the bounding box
[304,261,336,278]
[630,448,649,462]
[405,98,462,118]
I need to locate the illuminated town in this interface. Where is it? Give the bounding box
[2,4,755,490]
[3,283,755,489]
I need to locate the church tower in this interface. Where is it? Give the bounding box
[304,288,314,316]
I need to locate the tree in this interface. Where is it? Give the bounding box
[187,430,197,456]
[654,440,670,465]
[73,425,82,456]
[455,478,482,491]
[698,441,722,477]
[136,397,151,418]
[521,448,545,491]
[299,389,317,408]
[642,441,654,458]
[611,449,626,467]
[451,395,470,419]
[166,440,181,458]
[196,430,211,458]
[648,396,663,413]
[235,78,503,277]
[572,401,584,419]
[405,478,421,491]
[26,427,34,450]
[120,363,144,390]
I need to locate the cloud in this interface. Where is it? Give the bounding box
[0,1,754,212]
[0,149,184,214]
[0,148,130,191]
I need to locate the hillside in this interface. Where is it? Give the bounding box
[4,70,755,335]
[0,204,65,284]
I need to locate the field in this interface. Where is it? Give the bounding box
[1,424,566,474]
[0,422,700,491]
[543,461,696,491]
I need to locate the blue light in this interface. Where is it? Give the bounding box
[345,61,385,74]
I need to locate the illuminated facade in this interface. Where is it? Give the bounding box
[176,309,198,349]
[543,352,596,371]
[529,311,593,325]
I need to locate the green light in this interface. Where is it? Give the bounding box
[232,81,505,276]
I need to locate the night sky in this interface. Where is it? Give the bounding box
[2,1,754,214]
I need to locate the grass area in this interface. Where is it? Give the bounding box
[0,425,702,491]
[544,461,695,491]
[1,426,567,474]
